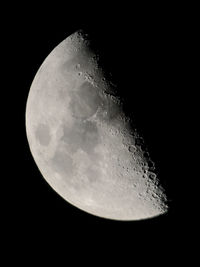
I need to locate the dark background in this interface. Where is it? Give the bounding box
[4,3,194,263]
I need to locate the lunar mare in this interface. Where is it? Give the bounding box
[26,30,168,220]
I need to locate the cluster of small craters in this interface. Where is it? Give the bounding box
[125,130,168,211]
[71,30,91,50]
[138,178,169,213]
[128,136,155,174]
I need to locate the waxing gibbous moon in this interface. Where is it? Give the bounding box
[26,30,168,221]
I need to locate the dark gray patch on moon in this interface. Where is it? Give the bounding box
[35,123,51,146]
[51,150,74,178]
[61,120,99,155]
[69,81,102,119]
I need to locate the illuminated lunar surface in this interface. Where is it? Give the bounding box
[26,30,168,220]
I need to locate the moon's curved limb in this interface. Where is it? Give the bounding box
[26,30,168,221]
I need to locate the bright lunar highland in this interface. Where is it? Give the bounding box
[26,30,168,220]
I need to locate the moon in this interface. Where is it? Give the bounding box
[26,30,168,221]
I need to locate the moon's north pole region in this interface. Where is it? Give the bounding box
[26,30,168,221]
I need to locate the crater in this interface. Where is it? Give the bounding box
[128,145,136,153]
[35,123,51,146]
